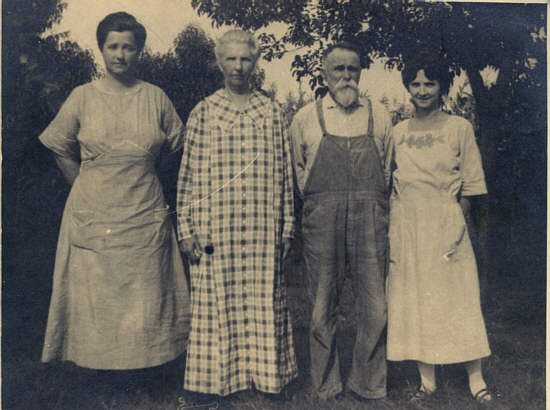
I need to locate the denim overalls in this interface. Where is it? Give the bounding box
[301,98,388,399]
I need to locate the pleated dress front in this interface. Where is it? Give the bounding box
[387,114,491,364]
[39,81,190,370]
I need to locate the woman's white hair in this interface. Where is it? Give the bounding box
[215,29,261,63]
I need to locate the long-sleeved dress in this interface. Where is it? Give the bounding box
[39,81,190,370]
[387,114,491,364]
[177,89,297,396]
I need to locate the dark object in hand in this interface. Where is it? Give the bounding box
[204,244,214,255]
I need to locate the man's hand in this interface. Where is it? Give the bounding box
[179,237,202,265]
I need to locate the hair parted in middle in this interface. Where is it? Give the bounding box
[96,11,147,52]
[401,51,452,97]
[215,29,261,63]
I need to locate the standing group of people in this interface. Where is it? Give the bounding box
[38,11,493,406]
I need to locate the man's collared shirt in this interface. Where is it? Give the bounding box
[289,94,394,196]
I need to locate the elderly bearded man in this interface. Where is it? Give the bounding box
[290,42,394,401]
[176,30,297,398]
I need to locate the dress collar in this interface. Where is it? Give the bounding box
[209,89,270,128]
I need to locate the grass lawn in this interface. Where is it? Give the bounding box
[2,245,545,410]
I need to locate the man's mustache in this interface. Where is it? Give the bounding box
[336,79,359,91]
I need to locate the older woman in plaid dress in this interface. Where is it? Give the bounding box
[176,30,297,397]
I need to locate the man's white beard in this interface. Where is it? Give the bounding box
[333,81,359,108]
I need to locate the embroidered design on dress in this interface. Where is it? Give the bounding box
[403,133,445,149]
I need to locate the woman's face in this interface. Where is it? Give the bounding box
[218,42,256,93]
[408,69,441,112]
[101,30,139,78]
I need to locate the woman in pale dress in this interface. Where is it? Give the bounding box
[387,52,493,404]
[39,12,189,380]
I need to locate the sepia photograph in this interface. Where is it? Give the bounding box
[2,0,546,409]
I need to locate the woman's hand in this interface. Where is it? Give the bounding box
[179,237,202,265]
[55,155,80,185]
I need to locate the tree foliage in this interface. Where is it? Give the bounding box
[139,25,223,123]
[191,1,545,105]
[3,0,98,245]
[3,0,99,358]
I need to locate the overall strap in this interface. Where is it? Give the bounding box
[317,97,374,138]
[315,98,328,136]
[366,98,374,137]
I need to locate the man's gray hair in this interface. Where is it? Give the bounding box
[321,42,363,66]
[215,29,261,63]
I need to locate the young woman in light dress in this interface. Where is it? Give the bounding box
[387,53,493,405]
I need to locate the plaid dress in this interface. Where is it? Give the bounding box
[177,89,297,395]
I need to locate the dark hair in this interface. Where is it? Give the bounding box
[322,41,362,66]
[401,52,452,97]
[96,12,146,52]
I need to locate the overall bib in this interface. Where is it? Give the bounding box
[302,99,388,399]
